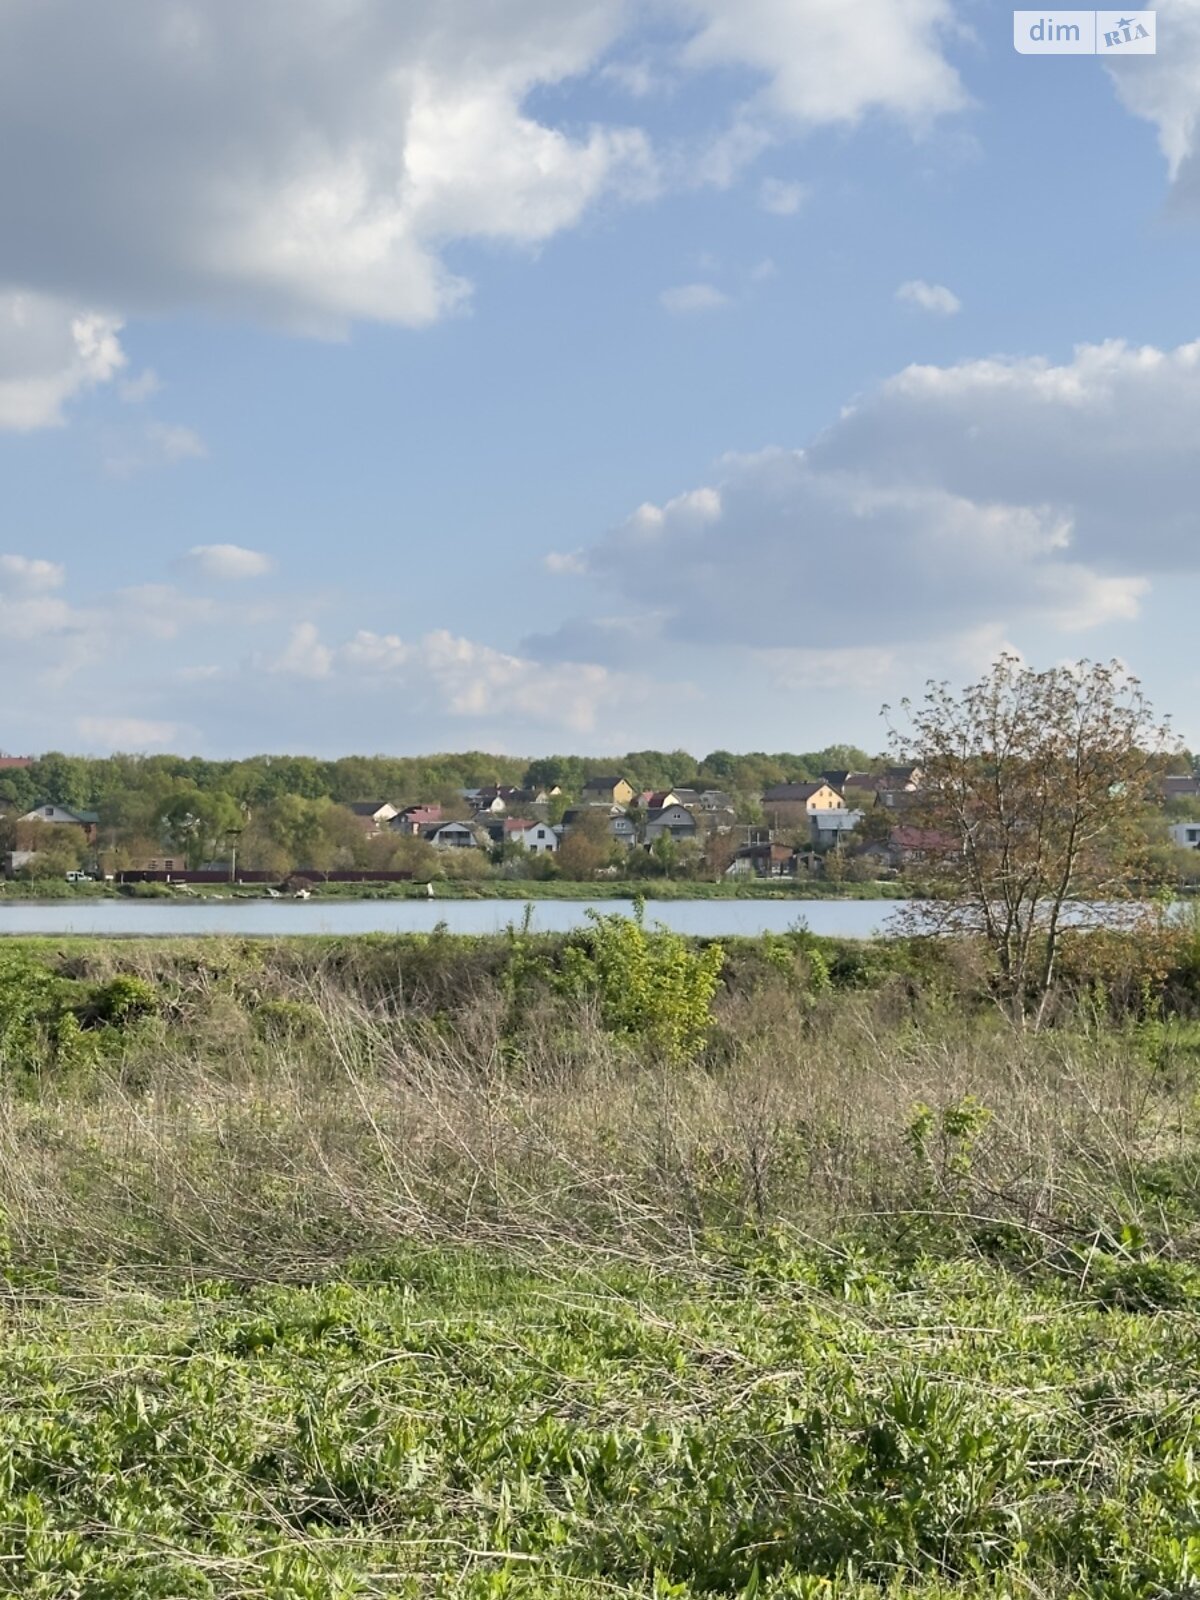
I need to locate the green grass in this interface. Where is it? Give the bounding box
[0,928,1198,1594]
[3,1243,1200,1597]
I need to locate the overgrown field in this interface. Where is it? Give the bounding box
[1,923,1199,1596]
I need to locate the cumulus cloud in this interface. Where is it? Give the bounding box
[0,2,969,359]
[895,278,961,315]
[270,621,649,734]
[1104,0,1200,178]
[557,337,1200,652]
[0,293,125,429]
[181,544,274,582]
[0,554,66,593]
[660,282,730,314]
[677,0,966,129]
[0,1,653,337]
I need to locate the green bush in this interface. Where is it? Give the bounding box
[89,975,160,1026]
[561,906,725,1063]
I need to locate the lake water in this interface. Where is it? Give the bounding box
[0,897,908,939]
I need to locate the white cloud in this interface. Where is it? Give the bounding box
[104,420,209,477]
[76,716,179,750]
[759,177,808,215]
[677,0,966,128]
[0,2,651,337]
[271,621,648,734]
[181,544,275,582]
[272,621,334,680]
[191,545,274,582]
[0,554,65,593]
[0,2,970,361]
[896,278,961,315]
[660,282,730,314]
[0,293,125,429]
[560,337,1200,652]
[544,548,589,576]
[1104,0,1200,177]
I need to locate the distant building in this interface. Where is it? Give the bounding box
[346,801,400,832]
[560,807,636,846]
[1170,822,1200,850]
[1162,775,1200,801]
[644,804,698,842]
[726,842,797,878]
[392,804,443,835]
[580,776,636,807]
[0,754,33,771]
[482,818,559,854]
[18,804,100,844]
[421,821,482,850]
[761,782,844,827]
[810,808,863,848]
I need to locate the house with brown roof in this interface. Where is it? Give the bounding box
[726,842,798,878]
[761,781,844,827]
[580,776,635,807]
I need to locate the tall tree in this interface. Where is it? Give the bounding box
[888,656,1174,1024]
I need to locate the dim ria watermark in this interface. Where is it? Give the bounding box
[1014,12,1156,53]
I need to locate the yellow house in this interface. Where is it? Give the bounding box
[581,775,636,807]
[760,782,844,827]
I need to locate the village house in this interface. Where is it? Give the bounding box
[580,775,636,807]
[463,784,560,816]
[482,818,559,854]
[1162,775,1200,801]
[809,808,864,848]
[346,801,400,833]
[421,820,482,850]
[638,789,679,809]
[1170,822,1200,850]
[643,804,698,842]
[674,787,736,818]
[559,807,636,846]
[391,804,442,835]
[726,841,797,878]
[18,804,100,844]
[760,782,844,828]
[0,754,33,771]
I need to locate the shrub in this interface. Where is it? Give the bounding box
[89,975,160,1026]
[561,906,725,1063]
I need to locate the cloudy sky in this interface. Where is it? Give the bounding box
[3,0,1200,757]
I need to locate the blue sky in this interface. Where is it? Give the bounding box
[3,0,1200,758]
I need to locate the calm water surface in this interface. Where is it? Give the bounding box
[0,898,908,939]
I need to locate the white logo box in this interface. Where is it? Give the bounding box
[1014,11,1155,53]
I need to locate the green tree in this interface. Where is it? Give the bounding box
[160,790,244,869]
[890,655,1175,1024]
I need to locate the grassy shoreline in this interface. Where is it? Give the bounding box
[0,875,909,902]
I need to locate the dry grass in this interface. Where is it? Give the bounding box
[0,975,1193,1288]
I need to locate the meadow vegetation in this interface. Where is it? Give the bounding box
[0,917,1199,1594]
